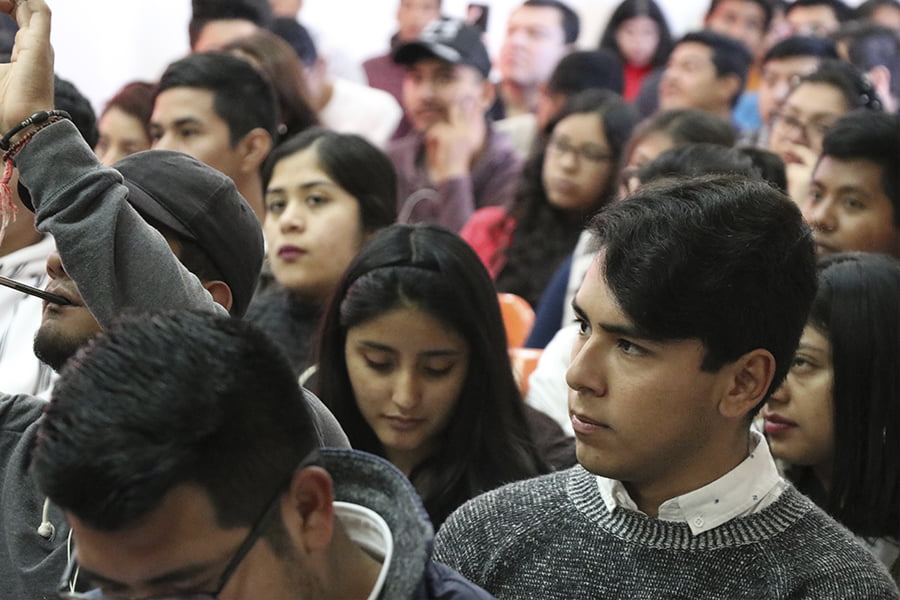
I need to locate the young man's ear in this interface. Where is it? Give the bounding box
[281,466,335,554]
[478,77,496,113]
[236,128,273,175]
[718,349,776,420]
[201,280,233,313]
[717,73,741,109]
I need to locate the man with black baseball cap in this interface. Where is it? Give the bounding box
[388,17,523,232]
[0,2,347,597]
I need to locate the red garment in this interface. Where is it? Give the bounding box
[459,206,517,279]
[623,63,654,103]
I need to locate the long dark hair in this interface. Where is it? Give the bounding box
[495,89,639,306]
[599,0,673,69]
[788,253,900,538]
[315,224,547,527]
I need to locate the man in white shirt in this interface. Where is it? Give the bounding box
[434,174,899,598]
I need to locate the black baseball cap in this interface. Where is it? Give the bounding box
[393,18,492,78]
[19,150,264,317]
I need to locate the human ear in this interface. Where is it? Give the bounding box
[201,280,232,312]
[236,127,273,175]
[718,73,741,107]
[478,78,496,112]
[281,466,335,553]
[718,349,776,419]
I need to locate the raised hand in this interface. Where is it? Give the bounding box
[0,0,54,133]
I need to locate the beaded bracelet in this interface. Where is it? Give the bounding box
[0,109,71,152]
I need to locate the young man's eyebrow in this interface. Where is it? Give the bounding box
[571,298,654,340]
[78,559,221,590]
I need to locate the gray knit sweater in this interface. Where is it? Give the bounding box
[434,465,900,599]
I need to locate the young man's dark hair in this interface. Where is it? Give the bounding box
[188,0,273,49]
[545,49,624,97]
[801,57,884,110]
[156,51,280,144]
[707,0,776,31]
[594,174,815,405]
[53,75,98,149]
[833,21,900,107]
[31,310,491,600]
[269,16,318,67]
[635,143,762,185]
[855,0,900,20]
[679,29,754,106]
[432,174,896,599]
[763,33,839,62]
[523,0,580,43]
[33,310,318,532]
[819,109,900,225]
[786,0,854,22]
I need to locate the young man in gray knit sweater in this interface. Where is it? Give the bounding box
[434,174,900,598]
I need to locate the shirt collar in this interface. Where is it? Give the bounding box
[597,430,785,535]
[334,501,393,600]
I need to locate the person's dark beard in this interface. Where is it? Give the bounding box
[33,326,87,372]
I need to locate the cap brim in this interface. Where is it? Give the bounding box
[17,176,195,243]
[393,40,463,67]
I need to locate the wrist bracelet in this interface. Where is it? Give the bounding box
[0,110,71,152]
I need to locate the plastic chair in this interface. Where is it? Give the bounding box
[497,293,535,348]
[509,347,543,396]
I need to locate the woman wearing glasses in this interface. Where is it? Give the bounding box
[767,59,882,204]
[460,89,639,307]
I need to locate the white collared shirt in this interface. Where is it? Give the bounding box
[334,501,394,600]
[597,431,786,535]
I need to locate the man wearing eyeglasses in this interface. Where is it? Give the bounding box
[33,310,492,600]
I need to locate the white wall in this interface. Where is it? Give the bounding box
[45,0,859,113]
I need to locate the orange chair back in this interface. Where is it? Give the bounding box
[497,293,535,348]
[509,347,542,396]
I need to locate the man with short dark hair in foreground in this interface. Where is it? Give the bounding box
[34,310,491,600]
[434,174,899,599]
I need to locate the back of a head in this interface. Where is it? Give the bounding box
[547,49,625,97]
[157,51,280,143]
[820,109,900,225]
[32,310,318,532]
[624,109,737,165]
[222,29,319,139]
[679,29,754,101]
[189,0,273,48]
[636,143,760,184]
[523,0,580,44]
[263,127,397,233]
[763,34,839,63]
[54,75,99,149]
[835,21,900,96]
[854,0,900,21]
[269,16,318,67]
[809,252,900,536]
[591,174,816,402]
[797,57,884,110]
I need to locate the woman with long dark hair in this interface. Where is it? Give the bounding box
[764,253,900,584]
[461,89,639,307]
[315,223,573,527]
[599,0,674,101]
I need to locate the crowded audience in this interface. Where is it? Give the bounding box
[1,0,899,598]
